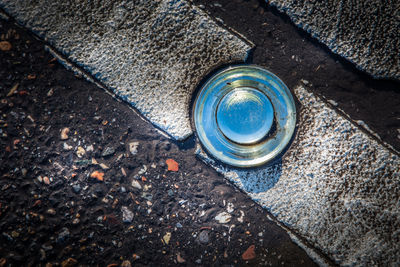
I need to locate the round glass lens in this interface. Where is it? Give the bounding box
[216,87,274,144]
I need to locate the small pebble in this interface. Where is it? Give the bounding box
[63,143,73,150]
[90,171,104,182]
[11,231,19,238]
[61,257,77,267]
[47,209,56,215]
[131,180,142,190]
[102,147,115,157]
[121,206,133,223]
[129,141,139,155]
[242,245,256,260]
[0,41,12,51]
[163,232,171,245]
[99,163,109,170]
[47,88,54,96]
[72,184,81,193]
[167,189,174,197]
[215,212,231,224]
[198,230,209,244]
[60,127,70,140]
[177,253,185,263]
[86,144,94,152]
[56,227,70,243]
[43,176,50,185]
[76,146,86,158]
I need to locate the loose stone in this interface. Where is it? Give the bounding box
[129,141,139,155]
[72,184,81,193]
[102,147,115,157]
[60,127,70,140]
[198,230,209,244]
[121,206,133,223]
[242,245,256,260]
[61,257,77,267]
[215,212,231,224]
[57,227,70,243]
[131,180,142,190]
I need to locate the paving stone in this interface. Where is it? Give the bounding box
[266,0,400,80]
[0,0,252,140]
[198,85,400,266]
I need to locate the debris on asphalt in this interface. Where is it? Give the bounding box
[99,163,109,170]
[43,176,50,185]
[72,184,81,193]
[102,146,115,157]
[166,158,179,171]
[63,143,73,150]
[86,144,94,152]
[61,257,77,267]
[163,232,171,245]
[47,88,54,96]
[242,245,256,260]
[27,74,36,80]
[0,40,11,51]
[76,146,85,158]
[6,83,18,97]
[132,254,140,261]
[177,253,186,263]
[46,208,56,215]
[90,171,104,181]
[215,212,232,224]
[56,227,70,243]
[60,127,70,140]
[131,180,142,190]
[121,206,133,223]
[128,141,139,155]
[198,230,209,244]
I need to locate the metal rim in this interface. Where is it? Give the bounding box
[194,65,296,168]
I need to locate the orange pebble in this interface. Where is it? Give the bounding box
[166,159,179,172]
[90,171,104,181]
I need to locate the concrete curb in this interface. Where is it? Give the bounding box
[266,0,400,81]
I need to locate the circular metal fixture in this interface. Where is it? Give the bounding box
[194,65,296,168]
[216,87,274,145]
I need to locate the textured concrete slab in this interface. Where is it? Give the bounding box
[0,0,252,140]
[197,84,400,266]
[266,0,400,81]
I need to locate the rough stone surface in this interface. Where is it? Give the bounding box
[198,85,400,266]
[0,0,252,140]
[266,0,400,80]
